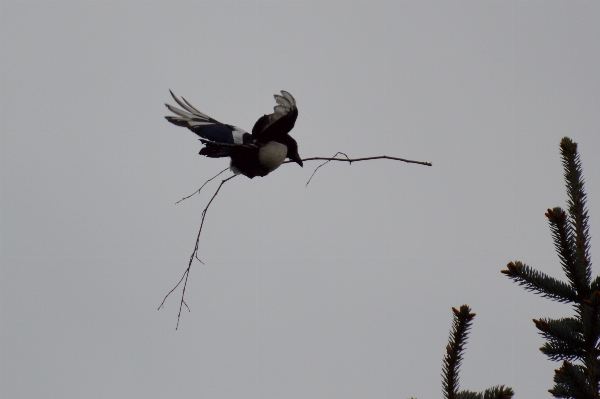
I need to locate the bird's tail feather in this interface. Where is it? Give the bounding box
[164,90,219,132]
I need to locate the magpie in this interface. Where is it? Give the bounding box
[165,90,303,178]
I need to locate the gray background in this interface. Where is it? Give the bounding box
[1,1,599,398]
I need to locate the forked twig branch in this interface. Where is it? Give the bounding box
[175,167,230,204]
[158,174,237,329]
[296,154,432,166]
[304,152,351,186]
[161,151,431,328]
[283,153,432,186]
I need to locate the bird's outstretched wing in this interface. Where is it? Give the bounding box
[165,90,250,144]
[252,91,298,142]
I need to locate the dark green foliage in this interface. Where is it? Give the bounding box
[534,318,585,361]
[502,261,578,303]
[455,386,514,399]
[560,138,592,289]
[502,137,599,398]
[550,361,595,398]
[442,306,475,399]
[546,207,587,295]
[591,276,600,292]
[441,305,514,399]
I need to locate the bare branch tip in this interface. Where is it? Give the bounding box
[162,172,237,328]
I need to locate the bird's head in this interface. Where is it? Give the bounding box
[285,136,303,167]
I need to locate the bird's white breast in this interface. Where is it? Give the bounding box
[259,141,287,172]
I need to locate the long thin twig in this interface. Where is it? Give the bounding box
[305,155,431,166]
[284,153,432,186]
[285,154,432,166]
[158,174,237,329]
[175,167,230,204]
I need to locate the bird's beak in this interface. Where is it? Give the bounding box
[293,155,303,167]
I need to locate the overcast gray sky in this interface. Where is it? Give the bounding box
[1,1,599,398]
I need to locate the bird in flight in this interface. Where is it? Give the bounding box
[165,90,303,178]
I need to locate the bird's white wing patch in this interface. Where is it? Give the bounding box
[265,91,297,128]
[274,95,291,108]
[232,127,246,144]
[280,91,295,107]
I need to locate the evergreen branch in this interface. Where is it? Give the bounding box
[590,290,600,346]
[546,207,585,296]
[558,138,598,398]
[560,137,592,290]
[541,340,587,362]
[501,261,578,303]
[479,386,515,399]
[456,386,514,399]
[549,360,594,399]
[439,306,514,399]
[581,290,600,398]
[581,291,600,353]
[534,317,584,337]
[591,275,600,292]
[442,305,476,399]
[456,391,479,399]
[534,318,585,360]
[505,138,598,398]
[456,385,515,399]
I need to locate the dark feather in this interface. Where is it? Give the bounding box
[252,91,298,143]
